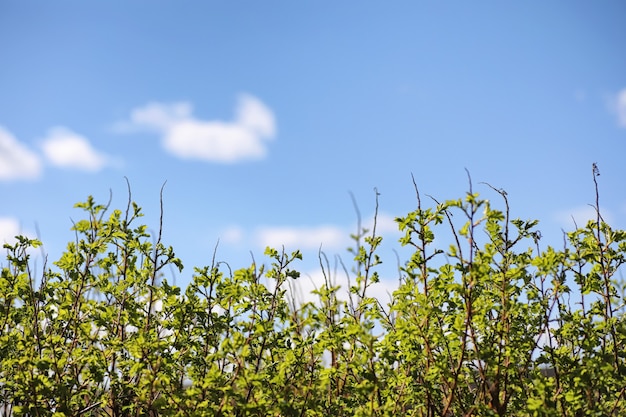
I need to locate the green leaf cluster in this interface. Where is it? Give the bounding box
[1,173,625,416]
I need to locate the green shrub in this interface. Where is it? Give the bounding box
[1,167,625,416]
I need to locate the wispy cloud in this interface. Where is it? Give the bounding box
[285,267,399,307]
[610,88,626,128]
[368,212,401,235]
[618,89,626,128]
[0,217,26,244]
[219,224,348,251]
[554,205,613,229]
[573,89,586,103]
[40,127,110,171]
[118,94,276,163]
[218,214,403,306]
[0,126,42,181]
[219,212,401,251]
[255,225,348,251]
[220,225,245,245]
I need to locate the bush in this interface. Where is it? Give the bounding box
[1,167,625,416]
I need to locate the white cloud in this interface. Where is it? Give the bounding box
[0,126,42,181]
[555,205,613,229]
[163,120,268,162]
[120,94,276,163]
[286,268,344,306]
[285,267,400,308]
[0,217,23,244]
[40,127,109,171]
[616,88,626,128]
[218,224,347,251]
[220,226,244,245]
[364,212,401,236]
[220,211,401,253]
[236,94,276,137]
[0,217,35,245]
[130,101,192,131]
[255,225,347,250]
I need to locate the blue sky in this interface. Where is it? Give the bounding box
[1,2,625,299]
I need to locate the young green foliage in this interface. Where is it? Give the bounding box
[1,166,624,416]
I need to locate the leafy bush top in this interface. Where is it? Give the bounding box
[1,168,625,416]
